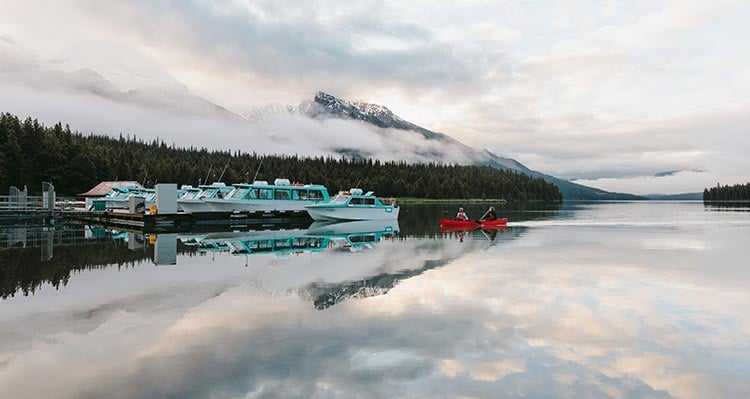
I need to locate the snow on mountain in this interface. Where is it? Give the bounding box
[296,92,642,200]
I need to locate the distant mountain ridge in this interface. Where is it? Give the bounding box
[303,91,642,200]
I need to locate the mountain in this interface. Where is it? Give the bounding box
[0,38,642,200]
[302,92,642,200]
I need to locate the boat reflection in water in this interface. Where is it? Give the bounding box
[178,219,400,259]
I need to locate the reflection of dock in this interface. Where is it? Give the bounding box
[67,210,312,233]
[0,225,117,250]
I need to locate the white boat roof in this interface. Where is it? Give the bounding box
[232,182,327,188]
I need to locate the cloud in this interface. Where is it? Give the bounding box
[1,0,749,193]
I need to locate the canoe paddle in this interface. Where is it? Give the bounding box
[475,208,491,223]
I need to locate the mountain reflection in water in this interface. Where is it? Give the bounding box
[1,202,749,399]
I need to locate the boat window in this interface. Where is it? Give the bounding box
[349,197,364,205]
[274,189,291,200]
[292,189,307,200]
[244,189,258,199]
[349,234,376,243]
[250,240,273,251]
[363,198,376,206]
[292,238,307,248]
[334,195,348,203]
[308,238,324,248]
[199,189,218,199]
[274,239,291,249]
[309,190,324,200]
[230,188,247,199]
[257,188,273,200]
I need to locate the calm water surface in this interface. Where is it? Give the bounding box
[1,202,749,399]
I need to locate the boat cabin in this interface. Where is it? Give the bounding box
[332,188,384,207]
[180,183,232,200]
[226,179,329,202]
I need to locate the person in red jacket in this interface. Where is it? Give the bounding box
[455,207,469,221]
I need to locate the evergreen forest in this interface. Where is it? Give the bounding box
[703,183,750,201]
[0,113,562,201]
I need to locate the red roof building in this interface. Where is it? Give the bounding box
[79,181,143,197]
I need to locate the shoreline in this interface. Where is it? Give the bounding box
[394,198,509,204]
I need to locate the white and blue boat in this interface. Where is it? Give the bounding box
[178,183,234,213]
[305,189,399,221]
[203,179,330,212]
[91,184,146,210]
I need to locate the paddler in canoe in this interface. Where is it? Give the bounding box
[455,207,469,221]
[479,206,497,222]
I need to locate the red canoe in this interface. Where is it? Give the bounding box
[439,218,508,229]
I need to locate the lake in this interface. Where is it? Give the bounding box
[1,202,749,399]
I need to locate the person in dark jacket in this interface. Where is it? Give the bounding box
[480,206,497,221]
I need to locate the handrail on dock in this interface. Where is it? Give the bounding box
[0,196,82,212]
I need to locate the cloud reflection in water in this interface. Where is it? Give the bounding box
[1,210,749,398]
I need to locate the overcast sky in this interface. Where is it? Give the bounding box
[1,0,748,194]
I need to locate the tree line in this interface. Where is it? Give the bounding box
[703,182,750,202]
[0,112,562,201]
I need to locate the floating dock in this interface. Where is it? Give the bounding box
[2,184,314,232]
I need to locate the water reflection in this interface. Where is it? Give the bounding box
[0,225,168,299]
[181,220,400,258]
[1,202,749,399]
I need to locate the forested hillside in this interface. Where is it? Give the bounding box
[0,113,561,201]
[703,183,750,201]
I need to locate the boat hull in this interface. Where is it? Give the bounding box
[307,220,400,235]
[204,199,312,212]
[178,199,212,213]
[439,218,508,229]
[306,205,400,221]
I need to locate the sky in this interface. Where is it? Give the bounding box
[1,0,748,194]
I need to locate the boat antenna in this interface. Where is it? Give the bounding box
[204,165,213,186]
[355,179,362,188]
[252,158,264,182]
[217,159,231,182]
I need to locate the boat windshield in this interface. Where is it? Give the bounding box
[334,195,349,203]
[198,188,218,199]
[181,191,200,200]
[309,190,324,200]
[229,188,248,199]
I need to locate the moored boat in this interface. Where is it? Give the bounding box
[203,179,329,212]
[178,183,234,213]
[91,184,141,210]
[305,189,399,221]
[92,185,155,211]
